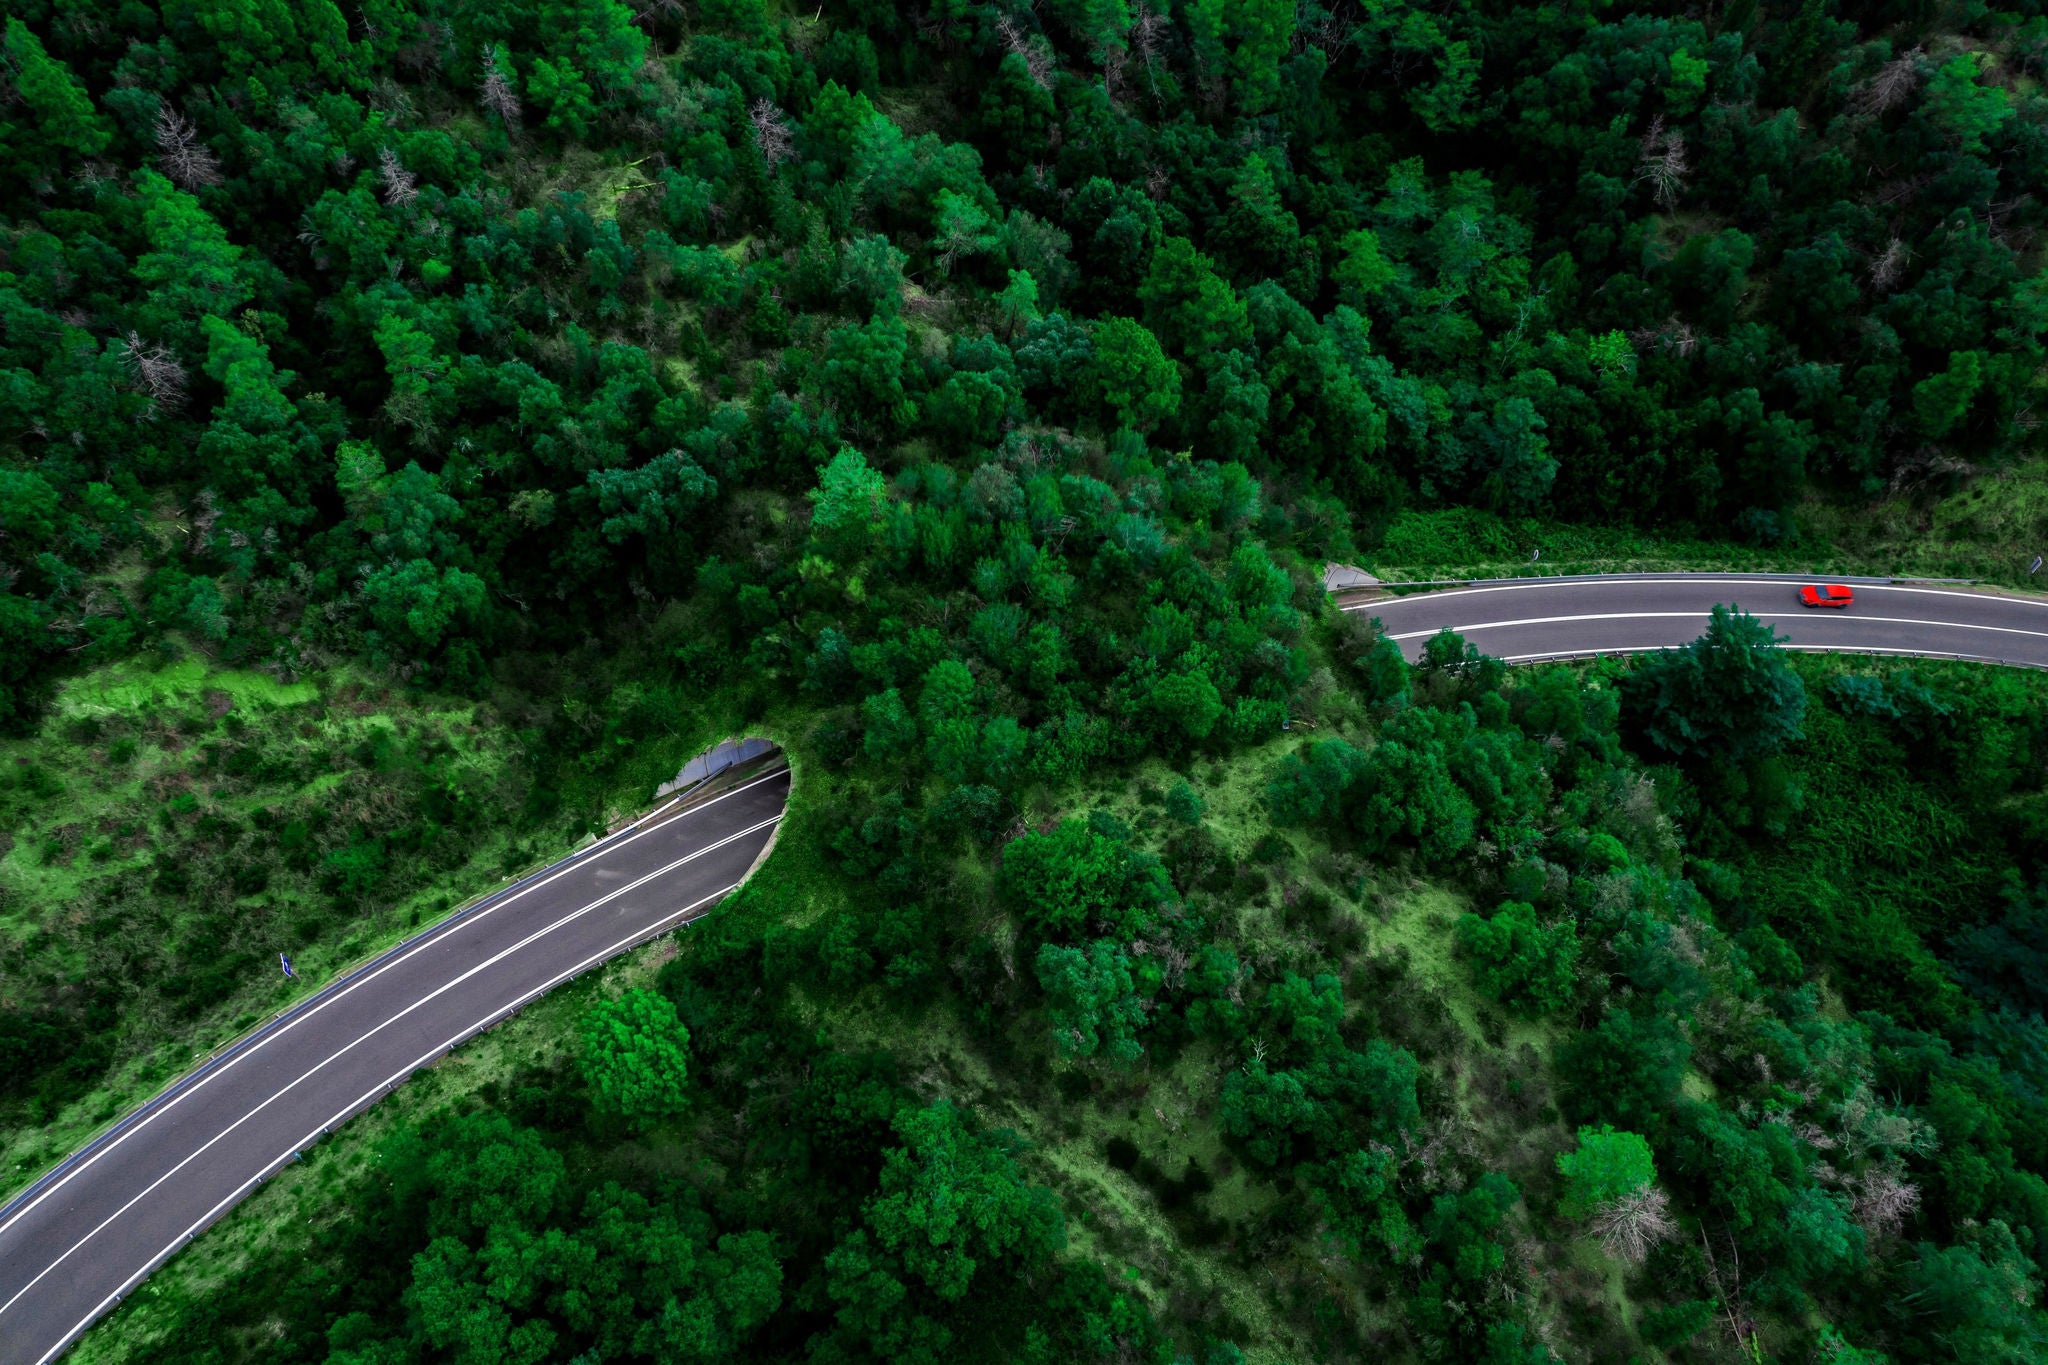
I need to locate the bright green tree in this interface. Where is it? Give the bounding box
[809,447,889,550]
[1000,817,1134,936]
[1555,1125,1656,1219]
[3,20,110,157]
[579,988,692,1130]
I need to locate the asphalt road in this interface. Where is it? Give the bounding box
[0,764,791,1365]
[1345,573,2048,668]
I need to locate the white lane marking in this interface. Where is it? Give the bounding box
[1494,643,2046,665]
[0,813,779,1333]
[34,874,754,1365]
[0,768,787,1245]
[1344,578,2048,612]
[1386,610,2048,644]
[0,813,779,1330]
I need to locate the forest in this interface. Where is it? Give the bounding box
[6,0,2048,1359]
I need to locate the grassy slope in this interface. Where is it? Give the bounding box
[0,643,737,1200]
[1365,461,2048,585]
[74,719,1612,1364]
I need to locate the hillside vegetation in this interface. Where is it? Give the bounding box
[4,0,2048,1360]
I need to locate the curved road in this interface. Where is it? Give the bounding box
[1345,573,2048,668]
[0,764,790,1365]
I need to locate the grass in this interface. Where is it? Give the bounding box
[66,736,805,1363]
[69,684,1696,1364]
[1360,464,2048,587]
[0,643,753,1204]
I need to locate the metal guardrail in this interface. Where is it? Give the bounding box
[0,751,788,1225]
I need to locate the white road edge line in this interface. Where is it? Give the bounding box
[0,767,788,1243]
[34,875,754,1365]
[0,812,780,1327]
[1385,611,2048,643]
[1341,579,2048,611]
[1492,643,2045,664]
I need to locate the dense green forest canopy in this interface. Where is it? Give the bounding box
[6,0,2048,1362]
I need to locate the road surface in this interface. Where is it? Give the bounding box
[0,764,791,1365]
[1345,573,2048,668]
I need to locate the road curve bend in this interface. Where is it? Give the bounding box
[1344,573,2048,669]
[0,763,791,1365]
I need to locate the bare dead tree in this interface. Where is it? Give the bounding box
[120,332,187,412]
[1870,235,1911,292]
[1855,47,1925,114]
[1637,116,1690,212]
[749,98,793,167]
[996,14,1056,89]
[1103,43,1128,102]
[1132,3,1168,94]
[478,47,521,122]
[377,147,418,206]
[1699,1224,1760,1355]
[1588,1185,1677,1264]
[630,0,686,29]
[1631,317,1700,358]
[1854,1165,1922,1238]
[155,104,222,189]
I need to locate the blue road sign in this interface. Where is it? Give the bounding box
[280,952,295,979]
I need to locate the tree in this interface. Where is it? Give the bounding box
[1555,1125,1657,1219]
[1895,1222,2047,1364]
[1557,1009,1690,1138]
[864,1101,1065,1299]
[1913,350,1985,440]
[1164,780,1204,824]
[1148,668,1223,741]
[1622,605,1806,765]
[1000,817,1136,936]
[1087,317,1181,433]
[1458,901,1580,1017]
[588,450,718,544]
[809,447,889,551]
[1140,238,1252,359]
[1035,939,1148,1061]
[862,688,918,759]
[3,20,109,158]
[1332,229,1396,309]
[131,170,249,338]
[996,269,1041,338]
[580,988,691,1130]
[359,560,487,663]
[1924,54,2012,155]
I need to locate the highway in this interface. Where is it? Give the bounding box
[0,763,790,1365]
[1344,573,2048,668]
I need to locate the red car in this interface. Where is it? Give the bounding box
[1799,583,1854,608]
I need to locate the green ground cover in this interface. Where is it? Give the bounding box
[0,643,739,1196]
[68,605,2048,1364]
[1365,465,2048,586]
[9,0,2048,1357]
